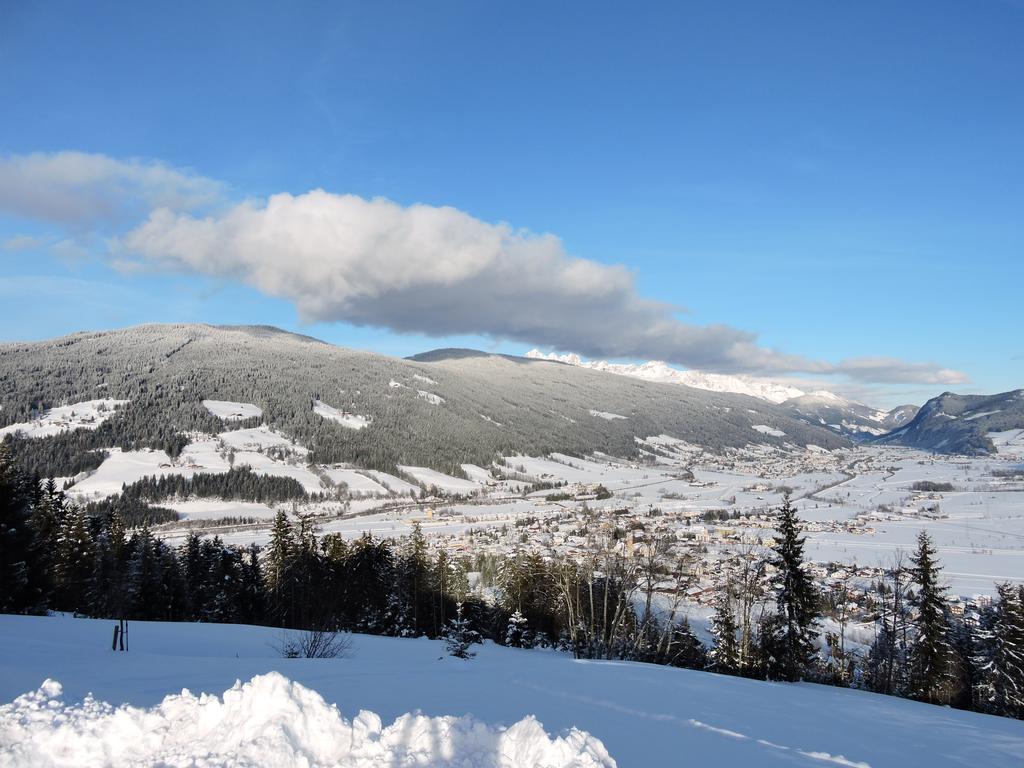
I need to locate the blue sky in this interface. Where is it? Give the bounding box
[1,1,1021,407]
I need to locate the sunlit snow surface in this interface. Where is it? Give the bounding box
[312,400,371,429]
[0,399,127,438]
[1,615,1022,767]
[202,399,263,421]
[1,673,612,768]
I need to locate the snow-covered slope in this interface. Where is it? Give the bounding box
[1,614,1021,768]
[521,349,922,442]
[525,350,806,404]
[0,398,127,438]
[877,389,1024,455]
[0,325,849,483]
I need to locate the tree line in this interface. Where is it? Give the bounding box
[1,445,1020,719]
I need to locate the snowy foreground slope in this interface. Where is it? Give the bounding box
[2,616,1023,767]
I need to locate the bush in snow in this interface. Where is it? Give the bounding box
[276,629,352,659]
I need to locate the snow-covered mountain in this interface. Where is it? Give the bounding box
[876,389,1024,455]
[523,350,920,441]
[524,350,806,403]
[778,392,920,441]
[0,325,849,483]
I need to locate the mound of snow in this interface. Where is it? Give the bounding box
[313,400,371,430]
[0,673,614,768]
[202,399,263,421]
[0,399,128,439]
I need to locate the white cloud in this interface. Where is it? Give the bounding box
[834,357,970,385]
[0,151,223,226]
[2,234,45,251]
[118,190,832,374]
[0,151,970,386]
[117,189,969,384]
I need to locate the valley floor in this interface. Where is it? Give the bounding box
[1,614,1022,767]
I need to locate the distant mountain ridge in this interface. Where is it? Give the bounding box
[524,350,806,403]
[524,349,920,441]
[876,389,1024,455]
[0,325,849,480]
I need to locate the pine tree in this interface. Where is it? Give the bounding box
[265,510,296,625]
[768,494,820,681]
[0,443,40,612]
[980,582,1024,718]
[665,617,707,670]
[864,621,908,696]
[506,609,531,648]
[709,587,740,674]
[127,525,165,619]
[444,601,480,658]
[53,506,95,613]
[908,531,954,704]
[236,543,266,624]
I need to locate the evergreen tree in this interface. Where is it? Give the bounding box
[980,582,1024,718]
[709,587,740,674]
[53,506,95,612]
[908,531,954,704]
[265,511,296,625]
[506,610,531,648]
[864,622,908,696]
[768,495,820,681]
[236,543,266,624]
[127,525,165,619]
[665,617,707,670]
[0,444,46,612]
[444,601,480,658]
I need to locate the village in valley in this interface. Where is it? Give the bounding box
[36,397,1020,647]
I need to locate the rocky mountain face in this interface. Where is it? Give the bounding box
[780,392,919,441]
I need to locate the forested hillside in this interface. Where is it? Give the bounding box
[0,324,848,478]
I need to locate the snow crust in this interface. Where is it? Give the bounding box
[0,672,614,768]
[0,399,127,438]
[751,424,786,437]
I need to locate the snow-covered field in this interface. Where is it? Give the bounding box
[1,614,1021,767]
[0,399,127,438]
[398,465,480,493]
[312,400,371,430]
[67,426,323,501]
[32,400,1021,600]
[323,467,390,495]
[165,499,279,521]
[202,399,263,421]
